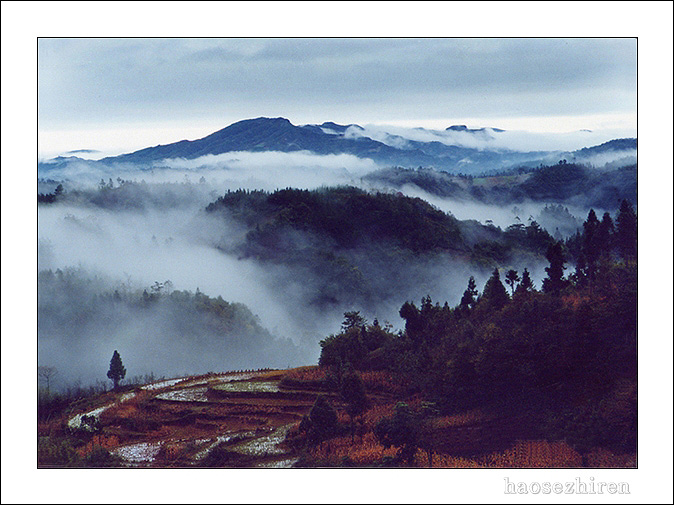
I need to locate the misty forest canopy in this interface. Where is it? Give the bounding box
[203,186,574,309]
[205,185,563,262]
[38,269,302,388]
[37,116,637,396]
[316,202,637,454]
[207,186,465,254]
[365,160,636,212]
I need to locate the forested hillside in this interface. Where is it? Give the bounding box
[296,200,637,465]
[365,161,637,210]
[204,186,562,311]
[38,269,302,388]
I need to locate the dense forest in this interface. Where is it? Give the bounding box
[37,178,638,468]
[364,161,637,210]
[204,186,565,311]
[296,199,637,463]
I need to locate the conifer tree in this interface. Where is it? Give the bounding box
[308,395,338,443]
[504,269,520,296]
[482,268,509,310]
[582,209,601,282]
[597,212,615,257]
[616,199,637,265]
[542,242,569,294]
[107,350,126,390]
[572,252,588,287]
[459,276,479,313]
[518,268,534,293]
[374,402,419,464]
[340,370,370,442]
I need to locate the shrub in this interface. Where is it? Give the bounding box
[83,447,123,468]
[38,437,80,467]
[307,395,339,443]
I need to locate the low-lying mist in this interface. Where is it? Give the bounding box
[39,150,378,191]
[396,184,591,234]
[345,123,634,153]
[38,268,304,390]
[38,153,600,390]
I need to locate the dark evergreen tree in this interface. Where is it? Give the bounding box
[459,276,479,313]
[516,268,534,295]
[565,229,583,263]
[542,241,569,294]
[374,402,419,464]
[318,326,367,372]
[481,268,509,310]
[341,311,366,331]
[504,269,520,296]
[107,350,126,389]
[582,209,601,282]
[340,370,370,442]
[572,251,588,287]
[616,199,637,265]
[399,301,423,345]
[308,395,338,443]
[597,212,615,257]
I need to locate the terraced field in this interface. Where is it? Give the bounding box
[64,370,322,467]
[49,368,636,468]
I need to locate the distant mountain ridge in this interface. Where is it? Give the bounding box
[99,117,552,173]
[40,117,637,176]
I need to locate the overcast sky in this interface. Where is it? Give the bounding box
[3,3,674,504]
[38,37,636,157]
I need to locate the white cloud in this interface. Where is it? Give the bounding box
[344,119,636,153]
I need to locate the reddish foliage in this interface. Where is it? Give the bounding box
[483,440,582,468]
[76,434,120,458]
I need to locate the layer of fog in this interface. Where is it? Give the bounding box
[38,151,596,388]
[39,150,379,191]
[396,183,593,233]
[344,123,634,154]
[570,149,637,169]
[38,266,304,390]
[38,204,322,342]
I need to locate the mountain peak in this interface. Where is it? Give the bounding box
[237,116,294,127]
[446,124,505,133]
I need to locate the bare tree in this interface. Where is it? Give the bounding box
[38,366,58,393]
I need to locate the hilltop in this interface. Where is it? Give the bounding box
[38,117,637,176]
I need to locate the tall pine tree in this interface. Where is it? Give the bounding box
[515,268,534,296]
[542,242,569,294]
[616,199,637,265]
[582,209,601,283]
[482,269,509,310]
[107,350,126,390]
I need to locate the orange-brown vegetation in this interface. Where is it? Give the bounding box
[76,434,120,458]
[357,370,404,395]
[39,367,637,469]
[431,408,488,428]
[308,432,398,466]
[482,440,583,468]
[561,292,593,310]
[361,403,396,429]
[282,366,327,382]
[414,449,483,468]
[584,447,636,468]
